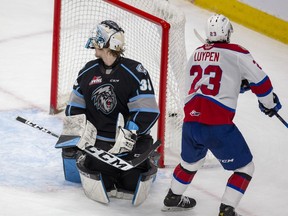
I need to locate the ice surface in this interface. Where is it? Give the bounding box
[1,0,288,215]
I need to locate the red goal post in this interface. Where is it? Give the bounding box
[50,0,187,167]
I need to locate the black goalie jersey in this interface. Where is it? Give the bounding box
[65,57,160,142]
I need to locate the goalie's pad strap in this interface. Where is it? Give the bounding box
[107,189,134,200]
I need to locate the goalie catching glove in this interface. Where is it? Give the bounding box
[108,126,137,154]
[258,93,282,117]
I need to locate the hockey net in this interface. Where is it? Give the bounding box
[50,0,218,168]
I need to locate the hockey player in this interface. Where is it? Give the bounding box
[162,14,282,215]
[58,20,159,205]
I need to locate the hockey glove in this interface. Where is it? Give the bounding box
[76,120,97,150]
[55,114,97,150]
[240,79,251,93]
[108,127,137,154]
[258,93,282,117]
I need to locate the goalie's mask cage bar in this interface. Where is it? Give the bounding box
[50,0,187,168]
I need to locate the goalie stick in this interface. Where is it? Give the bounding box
[16,116,161,171]
[16,116,59,138]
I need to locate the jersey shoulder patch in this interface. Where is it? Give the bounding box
[136,63,148,75]
[121,58,148,77]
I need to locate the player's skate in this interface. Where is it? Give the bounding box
[218,203,242,216]
[161,189,196,212]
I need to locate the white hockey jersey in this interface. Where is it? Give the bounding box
[184,43,276,125]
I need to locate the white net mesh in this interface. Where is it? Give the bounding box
[52,0,187,166]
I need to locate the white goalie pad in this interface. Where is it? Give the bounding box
[79,170,109,204]
[132,161,158,206]
[77,153,109,204]
[55,114,97,149]
[132,177,155,206]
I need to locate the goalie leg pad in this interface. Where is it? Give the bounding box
[132,160,158,206]
[76,153,109,204]
[62,148,81,183]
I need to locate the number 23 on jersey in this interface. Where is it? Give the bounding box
[189,65,223,96]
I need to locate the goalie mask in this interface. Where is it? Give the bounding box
[85,20,125,51]
[205,14,233,43]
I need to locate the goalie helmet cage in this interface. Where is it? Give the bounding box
[50,0,187,168]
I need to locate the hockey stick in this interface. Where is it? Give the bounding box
[16,116,161,171]
[193,28,206,44]
[275,113,288,128]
